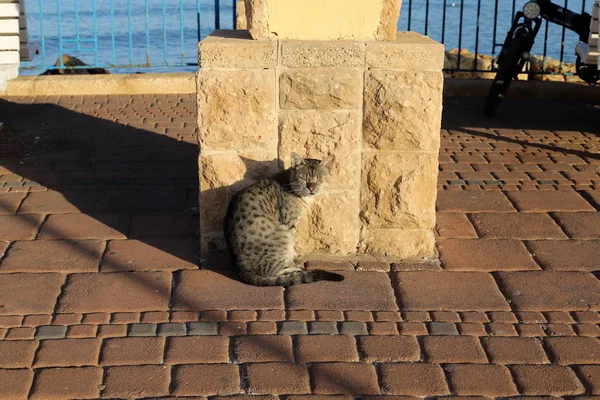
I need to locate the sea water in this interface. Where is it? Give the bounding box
[20,0,590,74]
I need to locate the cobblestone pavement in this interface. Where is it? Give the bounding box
[0,94,599,398]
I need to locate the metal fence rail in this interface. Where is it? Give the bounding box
[20,0,590,74]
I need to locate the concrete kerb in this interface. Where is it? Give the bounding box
[1,73,598,100]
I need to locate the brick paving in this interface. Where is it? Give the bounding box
[0,94,599,398]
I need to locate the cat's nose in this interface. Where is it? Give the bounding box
[307,183,316,192]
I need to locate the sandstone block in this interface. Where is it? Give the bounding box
[246,0,401,40]
[197,69,276,151]
[361,152,438,229]
[279,111,361,190]
[279,68,362,110]
[364,70,443,151]
[199,151,279,253]
[295,190,360,255]
[198,30,276,68]
[377,0,403,40]
[360,228,436,258]
[367,31,445,70]
[281,41,365,68]
[236,1,247,29]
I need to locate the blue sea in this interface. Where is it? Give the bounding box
[20,0,591,74]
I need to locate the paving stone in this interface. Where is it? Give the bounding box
[545,311,575,323]
[506,190,595,211]
[457,322,488,336]
[102,365,170,398]
[37,213,130,239]
[201,310,229,322]
[315,310,345,321]
[393,272,510,311]
[220,322,248,336]
[35,325,67,340]
[140,311,170,323]
[248,322,278,335]
[575,324,600,337]
[165,336,229,364]
[543,323,577,336]
[516,324,546,337]
[67,325,97,338]
[516,311,547,323]
[296,336,359,363]
[229,310,258,322]
[101,238,198,272]
[288,310,315,321]
[286,271,397,311]
[573,311,600,324]
[18,191,82,214]
[423,336,488,363]
[308,321,338,334]
[402,311,431,322]
[0,239,104,273]
[436,212,478,238]
[0,214,44,240]
[188,322,218,336]
[460,311,490,323]
[510,365,585,396]
[367,321,399,335]
[258,310,286,321]
[0,241,8,260]
[358,336,420,362]
[544,337,600,364]
[338,322,368,335]
[57,272,172,313]
[245,363,310,394]
[445,364,518,397]
[483,337,549,364]
[373,311,402,322]
[0,273,64,315]
[0,369,34,399]
[487,322,518,336]
[496,271,600,311]
[428,322,459,335]
[576,365,600,394]
[552,212,600,238]
[34,338,101,367]
[157,323,187,336]
[527,240,600,271]
[279,321,308,335]
[128,323,157,336]
[0,193,26,214]
[344,310,373,322]
[431,311,461,322]
[488,311,519,323]
[379,363,449,396]
[100,337,165,366]
[397,322,428,335]
[469,213,567,239]
[235,335,293,363]
[0,340,38,368]
[82,313,111,324]
[311,363,379,395]
[436,191,515,212]
[171,311,200,322]
[111,312,140,324]
[30,367,103,400]
[5,327,36,340]
[437,239,540,271]
[52,313,82,325]
[129,211,198,238]
[172,270,283,311]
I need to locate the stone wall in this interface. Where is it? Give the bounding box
[198,30,444,259]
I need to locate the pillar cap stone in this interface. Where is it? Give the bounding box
[244,0,402,41]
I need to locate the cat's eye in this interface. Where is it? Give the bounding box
[297,176,307,182]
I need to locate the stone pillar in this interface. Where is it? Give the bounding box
[197,30,443,260]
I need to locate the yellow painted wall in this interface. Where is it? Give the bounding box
[268,0,384,40]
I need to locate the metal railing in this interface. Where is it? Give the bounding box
[20,0,590,74]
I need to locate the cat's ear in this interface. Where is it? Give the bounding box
[320,154,335,170]
[291,152,304,168]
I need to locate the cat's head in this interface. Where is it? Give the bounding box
[289,152,335,197]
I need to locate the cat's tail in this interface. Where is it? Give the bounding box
[241,270,345,286]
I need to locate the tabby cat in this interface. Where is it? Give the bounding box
[224,152,345,286]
